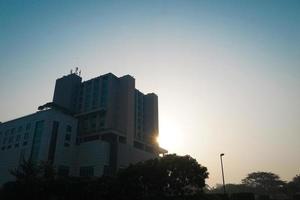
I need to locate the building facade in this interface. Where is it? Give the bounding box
[0,109,84,184]
[0,72,166,185]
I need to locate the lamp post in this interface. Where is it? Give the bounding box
[220,153,226,195]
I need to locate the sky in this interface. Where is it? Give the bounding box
[0,0,299,186]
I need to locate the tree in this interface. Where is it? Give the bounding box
[9,158,40,183]
[242,172,285,195]
[3,155,209,200]
[118,154,209,199]
[7,159,41,199]
[209,183,253,194]
[286,174,300,195]
[7,159,58,199]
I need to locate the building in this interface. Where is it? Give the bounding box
[0,72,166,185]
[0,109,82,184]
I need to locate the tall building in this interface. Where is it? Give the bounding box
[0,72,166,185]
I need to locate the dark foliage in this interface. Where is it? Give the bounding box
[209,184,254,194]
[286,174,300,195]
[118,154,209,199]
[242,171,285,195]
[230,192,255,200]
[0,154,210,200]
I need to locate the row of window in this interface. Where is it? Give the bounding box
[1,124,73,151]
[80,166,94,177]
[1,134,73,152]
[56,166,95,177]
[0,124,72,137]
[1,141,28,151]
[0,123,31,137]
[64,132,72,147]
[78,78,109,111]
[1,132,30,145]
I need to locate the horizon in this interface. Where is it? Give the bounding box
[1,0,300,186]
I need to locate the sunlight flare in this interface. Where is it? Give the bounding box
[158,119,184,152]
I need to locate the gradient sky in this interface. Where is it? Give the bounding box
[0,0,299,186]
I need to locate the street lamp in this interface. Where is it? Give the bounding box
[220,153,226,195]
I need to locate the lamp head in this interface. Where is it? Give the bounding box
[220,153,225,157]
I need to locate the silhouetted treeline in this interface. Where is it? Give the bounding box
[1,155,300,200]
[210,172,300,200]
[0,154,212,200]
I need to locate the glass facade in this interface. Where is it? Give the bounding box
[80,166,94,177]
[58,165,70,176]
[30,120,44,162]
[48,121,59,163]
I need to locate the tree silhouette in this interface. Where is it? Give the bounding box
[7,159,41,199]
[9,158,40,182]
[118,154,209,199]
[2,155,209,200]
[209,183,253,194]
[286,174,300,195]
[242,172,285,195]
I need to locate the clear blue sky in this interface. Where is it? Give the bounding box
[1,0,300,186]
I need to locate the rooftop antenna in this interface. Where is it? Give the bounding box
[79,70,81,76]
[70,69,73,74]
[75,67,78,75]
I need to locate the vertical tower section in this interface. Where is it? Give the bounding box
[134,90,144,141]
[52,73,82,113]
[143,93,159,145]
[116,75,135,145]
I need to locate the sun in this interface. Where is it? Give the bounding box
[157,119,183,152]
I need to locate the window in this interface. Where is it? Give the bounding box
[66,125,72,132]
[64,143,70,147]
[26,123,31,130]
[48,121,59,163]
[3,137,7,144]
[31,121,44,161]
[7,145,11,149]
[1,146,5,151]
[10,128,15,135]
[99,120,105,128]
[16,135,21,142]
[23,141,28,146]
[24,132,30,140]
[100,79,108,107]
[5,130,9,136]
[15,143,19,148]
[85,95,91,110]
[119,136,126,144]
[18,126,23,132]
[8,136,14,143]
[145,146,154,153]
[19,149,26,163]
[83,119,88,130]
[86,82,92,93]
[58,166,69,176]
[80,166,94,177]
[134,141,144,150]
[91,116,96,130]
[65,134,71,141]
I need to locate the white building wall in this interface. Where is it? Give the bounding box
[72,140,110,177]
[49,113,78,170]
[0,109,77,185]
[117,143,157,168]
[0,107,158,186]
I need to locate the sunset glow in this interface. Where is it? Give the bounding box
[158,118,184,153]
[1,0,300,186]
